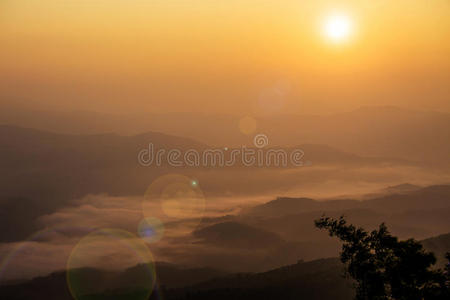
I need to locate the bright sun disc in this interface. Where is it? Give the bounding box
[323,14,353,42]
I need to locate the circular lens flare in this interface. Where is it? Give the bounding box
[0,226,92,283]
[138,217,165,243]
[160,182,204,219]
[67,228,156,300]
[143,174,206,236]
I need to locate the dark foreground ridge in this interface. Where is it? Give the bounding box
[0,258,354,300]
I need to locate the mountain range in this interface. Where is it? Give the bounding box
[1,231,448,300]
[2,106,450,164]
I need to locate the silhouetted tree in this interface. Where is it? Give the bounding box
[315,216,450,300]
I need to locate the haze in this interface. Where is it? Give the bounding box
[0,2,450,299]
[1,0,449,114]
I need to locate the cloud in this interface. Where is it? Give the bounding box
[0,193,254,281]
[38,194,144,232]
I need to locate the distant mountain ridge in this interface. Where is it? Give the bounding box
[2,106,450,163]
[192,221,285,248]
[0,258,354,300]
[421,233,450,268]
[0,124,415,205]
[0,230,447,300]
[0,125,430,243]
[0,262,229,300]
[244,184,450,217]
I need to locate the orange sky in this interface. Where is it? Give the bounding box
[1,0,449,115]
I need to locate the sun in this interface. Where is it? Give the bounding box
[323,13,353,43]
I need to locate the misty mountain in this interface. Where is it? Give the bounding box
[0,124,419,242]
[361,185,450,213]
[0,258,354,300]
[383,183,422,194]
[192,221,285,249]
[0,125,448,277]
[154,263,228,289]
[421,233,450,268]
[162,233,450,300]
[165,258,353,300]
[242,197,359,217]
[2,106,450,164]
[182,186,450,268]
[208,185,450,261]
[244,185,450,217]
[0,262,227,300]
[0,124,419,202]
[0,230,447,300]
[0,125,207,199]
[0,125,206,241]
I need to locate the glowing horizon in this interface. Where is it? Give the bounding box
[1,0,449,115]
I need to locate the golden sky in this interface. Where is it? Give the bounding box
[1,0,449,114]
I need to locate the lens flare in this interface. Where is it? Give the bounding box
[67,228,156,300]
[0,226,91,283]
[160,182,205,219]
[138,217,165,243]
[143,174,206,236]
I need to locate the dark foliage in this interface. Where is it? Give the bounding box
[315,216,450,300]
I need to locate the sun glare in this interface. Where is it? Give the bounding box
[323,13,353,43]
